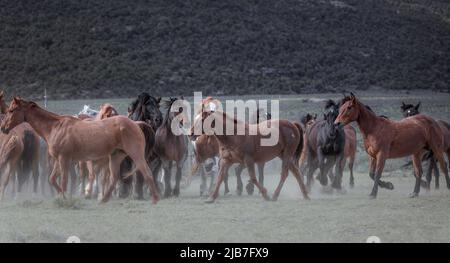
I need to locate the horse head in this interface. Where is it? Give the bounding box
[401,101,421,117]
[128,92,163,130]
[324,99,340,121]
[335,92,360,126]
[1,97,36,134]
[97,103,119,120]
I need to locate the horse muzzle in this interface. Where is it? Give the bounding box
[1,127,10,134]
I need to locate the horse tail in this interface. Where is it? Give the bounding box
[21,130,36,178]
[293,122,304,164]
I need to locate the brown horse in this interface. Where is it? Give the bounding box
[0,133,23,200]
[79,103,119,198]
[154,97,189,198]
[190,110,309,203]
[335,93,450,198]
[0,91,40,198]
[0,97,159,203]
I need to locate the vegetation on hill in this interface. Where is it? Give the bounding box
[0,0,449,99]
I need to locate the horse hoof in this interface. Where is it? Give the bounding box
[172,189,180,197]
[246,184,254,195]
[409,192,419,198]
[236,190,243,196]
[385,182,395,190]
[321,186,333,194]
[271,196,278,202]
[204,198,215,204]
[369,194,377,199]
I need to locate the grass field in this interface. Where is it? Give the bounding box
[0,90,449,243]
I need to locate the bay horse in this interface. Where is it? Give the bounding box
[189,110,309,203]
[154,97,189,198]
[0,97,160,203]
[335,93,450,198]
[401,102,450,189]
[121,92,162,199]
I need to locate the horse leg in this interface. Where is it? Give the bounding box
[433,157,440,189]
[223,165,230,196]
[410,153,423,198]
[126,153,159,204]
[102,153,127,202]
[85,161,95,199]
[272,161,289,201]
[0,164,14,201]
[305,159,318,191]
[288,161,309,200]
[173,162,183,197]
[369,154,386,199]
[432,150,450,190]
[32,157,39,195]
[163,162,172,198]
[424,157,434,191]
[200,164,207,196]
[235,164,243,196]
[317,149,328,186]
[69,163,77,197]
[150,158,162,195]
[49,160,62,195]
[369,156,394,190]
[348,155,355,188]
[331,154,345,190]
[245,159,269,201]
[205,159,231,203]
[58,157,71,199]
[257,162,265,193]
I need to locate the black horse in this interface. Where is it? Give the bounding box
[120,92,163,199]
[304,101,346,191]
[400,101,440,189]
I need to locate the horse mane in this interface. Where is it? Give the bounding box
[324,99,338,110]
[160,97,179,126]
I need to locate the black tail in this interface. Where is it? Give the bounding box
[20,130,36,180]
[293,122,304,163]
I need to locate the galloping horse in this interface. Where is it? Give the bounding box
[0,97,159,203]
[122,93,162,199]
[335,93,450,198]
[154,97,189,198]
[401,102,450,189]
[324,100,357,188]
[190,110,309,202]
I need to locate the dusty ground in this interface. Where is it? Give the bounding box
[0,90,449,243]
[1,173,450,243]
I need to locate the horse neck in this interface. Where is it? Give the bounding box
[24,106,60,141]
[355,102,382,138]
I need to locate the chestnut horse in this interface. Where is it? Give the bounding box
[0,97,159,203]
[335,93,450,198]
[401,102,450,189]
[190,110,309,203]
[78,103,119,198]
[0,91,40,198]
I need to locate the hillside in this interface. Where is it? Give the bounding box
[0,0,449,99]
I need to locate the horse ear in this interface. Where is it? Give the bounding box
[156,97,161,104]
[313,114,317,119]
[350,92,356,101]
[401,102,406,109]
[13,96,21,105]
[415,102,421,110]
[0,90,4,98]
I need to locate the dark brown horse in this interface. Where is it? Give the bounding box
[154,97,189,198]
[335,93,450,198]
[190,110,309,203]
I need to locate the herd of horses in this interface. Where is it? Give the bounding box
[0,90,449,204]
